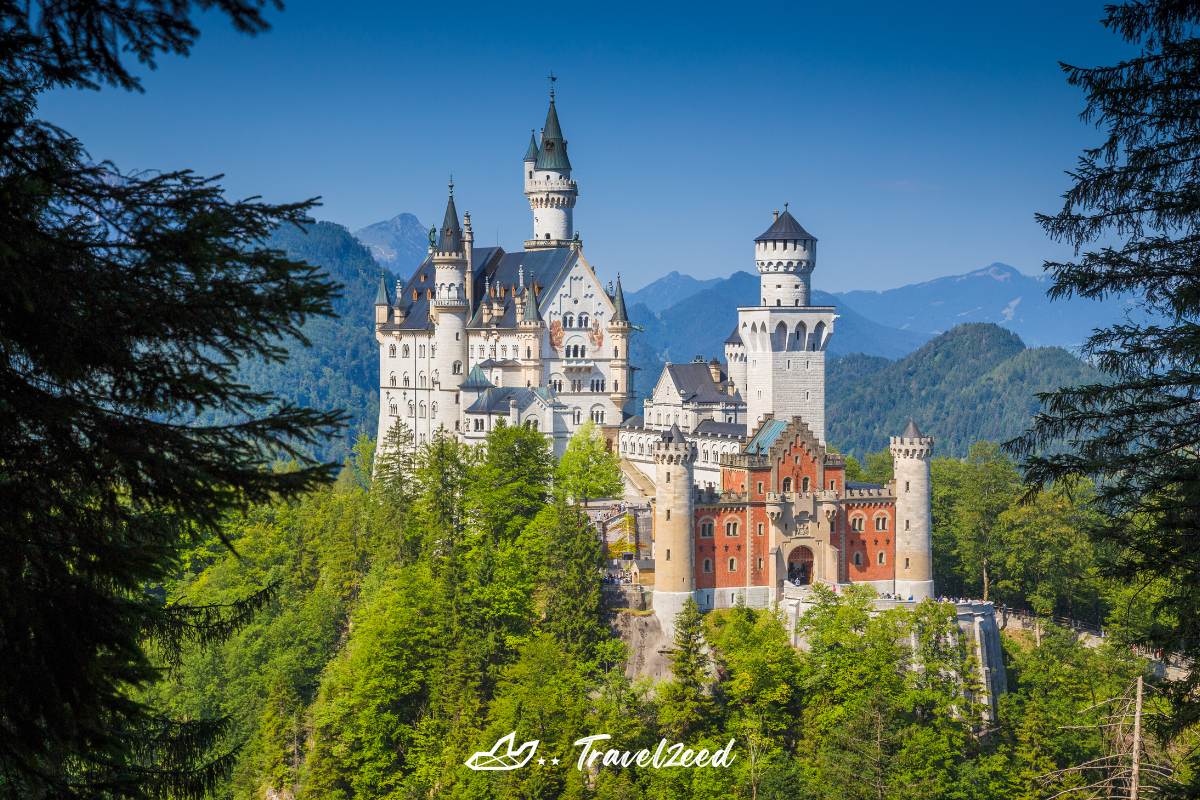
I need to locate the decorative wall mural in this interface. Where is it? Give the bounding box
[549,320,564,349]
[589,320,604,349]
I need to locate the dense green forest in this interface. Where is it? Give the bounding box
[147,421,1185,800]
[827,323,1098,458]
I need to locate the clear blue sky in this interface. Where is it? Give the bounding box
[39,0,1133,293]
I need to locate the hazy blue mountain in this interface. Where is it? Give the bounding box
[625,270,723,312]
[629,271,934,406]
[834,263,1139,350]
[354,212,430,275]
[826,322,1099,458]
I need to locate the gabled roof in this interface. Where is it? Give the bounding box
[459,364,493,390]
[477,358,521,369]
[375,275,389,305]
[611,274,629,323]
[535,99,572,171]
[664,362,741,406]
[902,419,924,438]
[523,130,539,161]
[755,209,816,242]
[724,325,743,345]
[744,419,789,454]
[466,386,552,414]
[437,190,462,253]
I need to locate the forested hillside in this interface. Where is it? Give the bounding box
[826,323,1098,458]
[197,221,395,463]
[145,421,1171,800]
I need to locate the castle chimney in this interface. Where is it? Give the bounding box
[773,210,779,221]
[708,357,722,384]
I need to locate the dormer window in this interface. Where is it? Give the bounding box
[545,141,554,153]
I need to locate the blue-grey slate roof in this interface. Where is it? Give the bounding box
[666,363,739,405]
[846,481,886,491]
[755,210,816,242]
[524,130,539,161]
[535,101,572,171]
[724,325,743,345]
[466,386,553,414]
[459,364,493,390]
[468,247,577,329]
[694,420,746,438]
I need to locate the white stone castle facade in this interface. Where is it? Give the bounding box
[373,91,634,456]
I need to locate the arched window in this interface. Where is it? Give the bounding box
[563,314,574,328]
[580,346,586,358]
[389,373,396,387]
[700,522,714,537]
[613,346,619,358]
[389,344,396,358]
[531,418,539,431]
[418,402,426,418]
[452,361,463,375]
[578,313,589,329]
[725,521,739,536]
[407,401,414,417]
[852,516,865,532]
[431,402,437,417]
[389,403,397,416]
[728,558,737,572]
[419,372,427,388]
[878,551,886,565]
[853,552,863,566]
[802,477,810,492]
[782,477,791,492]
[526,346,532,358]
[703,558,712,573]
[402,344,410,357]
[876,517,888,531]
[403,373,410,387]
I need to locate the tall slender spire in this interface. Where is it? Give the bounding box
[437,178,462,253]
[522,283,542,323]
[374,274,389,305]
[612,272,629,323]
[524,129,538,161]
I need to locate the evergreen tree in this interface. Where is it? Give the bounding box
[0,2,342,796]
[1008,1,1200,765]
[556,418,624,505]
[658,598,713,739]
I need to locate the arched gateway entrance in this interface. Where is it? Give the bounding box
[787,546,814,585]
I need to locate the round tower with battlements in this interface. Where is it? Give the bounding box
[653,424,698,637]
[891,419,934,601]
[524,86,578,247]
[755,206,816,308]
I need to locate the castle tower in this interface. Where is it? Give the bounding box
[524,86,578,249]
[739,208,837,440]
[431,182,470,425]
[653,424,698,637]
[608,274,635,413]
[517,282,545,389]
[724,325,747,400]
[891,419,934,601]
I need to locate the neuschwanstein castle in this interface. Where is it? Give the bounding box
[372,90,938,629]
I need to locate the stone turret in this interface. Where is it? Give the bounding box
[891,419,934,601]
[607,273,634,413]
[517,282,545,389]
[754,206,816,308]
[724,324,747,399]
[653,424,698,637]
[524,85,579,248]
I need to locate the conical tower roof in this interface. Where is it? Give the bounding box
[437,181,462,253]
[535,94,572,171]
[663,423,685,444]
[522,285,542,323]
[755,209,816,242]
[612,273,629,323]
[374,274,389,305]
[902,419,923,438]
[459,364,493,390]
[523,130,539,161]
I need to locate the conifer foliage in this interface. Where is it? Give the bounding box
[0,2,344,796]
[1009,0,1200,767]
